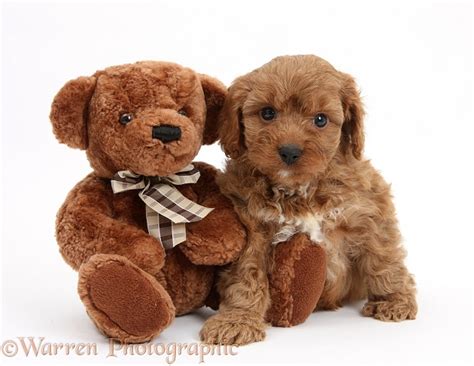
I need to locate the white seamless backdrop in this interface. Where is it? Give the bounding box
[1,1,473,365]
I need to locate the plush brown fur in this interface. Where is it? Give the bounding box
[200,55,417,346]
[50,61,247,343]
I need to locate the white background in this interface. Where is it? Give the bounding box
[1,0,473,365]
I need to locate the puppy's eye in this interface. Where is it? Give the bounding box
[178,109,188,117]
[119,113,133,125]
[313,113,328,128]
[260,107,276,121]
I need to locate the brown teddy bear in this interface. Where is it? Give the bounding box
[50,60,326,344]
[50,61,247,343]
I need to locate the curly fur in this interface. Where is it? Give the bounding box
[201,55,417,346]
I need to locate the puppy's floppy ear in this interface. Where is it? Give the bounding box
[218,76,249,159]
[340,73,365,160]
[199,74,227,145]
[50,76,96,150]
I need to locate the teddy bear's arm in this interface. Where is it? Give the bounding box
[56,174,165,275]
[178,162,247,266]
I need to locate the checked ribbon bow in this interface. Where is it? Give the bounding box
[111,164,213,249]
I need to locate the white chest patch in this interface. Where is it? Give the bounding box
[272,208,343,245]
[299,214,326,242]
[272,213,324,245]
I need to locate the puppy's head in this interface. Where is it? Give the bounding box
[50,61,226,177]
[219,55,364,186]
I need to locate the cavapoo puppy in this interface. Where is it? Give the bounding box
[200,55,417,345]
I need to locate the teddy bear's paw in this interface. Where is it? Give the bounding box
[182,209,247,266]
[78,254,175,343]
[200,311,266,346]
[362,294,417,322]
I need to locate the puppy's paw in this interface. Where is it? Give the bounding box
[362,295,417,321]
[200,311,266,345]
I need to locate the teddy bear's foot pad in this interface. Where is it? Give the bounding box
[78,254,175,343]
[267,234,327,327]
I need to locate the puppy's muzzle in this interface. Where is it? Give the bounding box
[152,125,181,143]
[278,144,302,165]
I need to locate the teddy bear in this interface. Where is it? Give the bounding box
[49,61,248,343]
[50,60,327,344]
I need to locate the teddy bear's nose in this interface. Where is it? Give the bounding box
[152,125,182,143]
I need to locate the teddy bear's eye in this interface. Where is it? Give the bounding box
[313,113,328,128]
[119,113,133,125]
[178,109,188,117]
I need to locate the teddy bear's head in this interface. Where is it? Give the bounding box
[50,61,226,177]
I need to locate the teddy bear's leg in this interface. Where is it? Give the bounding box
[266,234,327,327]
[159,247,214,315]
[78,254,175,343]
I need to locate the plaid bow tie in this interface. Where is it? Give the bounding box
[111,164,213,249]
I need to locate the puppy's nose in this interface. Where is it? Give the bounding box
[278,144,303,165]
[152,125,181,143]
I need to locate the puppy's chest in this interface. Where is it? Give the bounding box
[270,203,343,246]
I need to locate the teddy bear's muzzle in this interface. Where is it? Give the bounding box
[152,125,182,143]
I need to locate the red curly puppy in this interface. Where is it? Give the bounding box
[200,55,417,345]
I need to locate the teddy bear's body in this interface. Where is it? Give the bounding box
[57,162,238,313]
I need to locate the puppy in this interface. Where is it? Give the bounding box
[200,55,417,345]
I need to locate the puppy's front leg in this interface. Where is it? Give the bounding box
[359,227,417,321]
[200,216,273,345]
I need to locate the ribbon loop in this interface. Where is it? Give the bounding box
[111,164,213,249]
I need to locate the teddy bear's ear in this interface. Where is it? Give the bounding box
[50,76,97,150]
[199,74,227,145]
